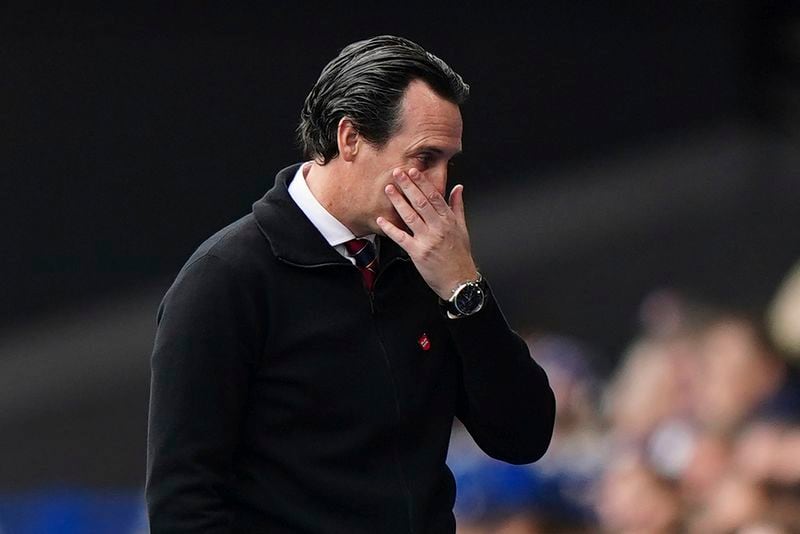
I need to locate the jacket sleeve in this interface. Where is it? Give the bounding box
[146,254,262,533]
[448,282,556,465]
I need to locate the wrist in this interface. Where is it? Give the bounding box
[439,268,480,300]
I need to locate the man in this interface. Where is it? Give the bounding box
[146,35,555,533]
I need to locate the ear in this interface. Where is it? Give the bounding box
[336,118,360,162]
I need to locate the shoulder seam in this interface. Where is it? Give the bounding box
[182,250,231,273]
[183,216,258,272]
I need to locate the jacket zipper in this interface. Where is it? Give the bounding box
[369,266,415,534]
[278,255,416,532]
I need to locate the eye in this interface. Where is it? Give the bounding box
[415,152,434,167]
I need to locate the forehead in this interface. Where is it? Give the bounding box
[393,79,463,152]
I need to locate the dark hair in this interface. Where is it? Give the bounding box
[297,35,469,164]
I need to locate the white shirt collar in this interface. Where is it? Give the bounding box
[287,163,375,247]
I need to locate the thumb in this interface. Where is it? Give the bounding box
[448,184,466,224]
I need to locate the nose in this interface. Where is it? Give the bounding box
[428,163,448,196]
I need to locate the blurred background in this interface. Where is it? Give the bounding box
[2,2,799,532]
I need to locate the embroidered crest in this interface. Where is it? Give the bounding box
[418,332,431,351]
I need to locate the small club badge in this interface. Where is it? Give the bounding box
[418,332,431,351]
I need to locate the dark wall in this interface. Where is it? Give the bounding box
[1,3,752,330]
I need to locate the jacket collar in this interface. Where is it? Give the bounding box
[252,163,409,268]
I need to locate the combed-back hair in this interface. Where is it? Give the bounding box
[297,35,469,164]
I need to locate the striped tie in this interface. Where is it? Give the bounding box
[344,238,378,291]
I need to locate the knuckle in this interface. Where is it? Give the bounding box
[403,212,419,225]
[415,198,429,210]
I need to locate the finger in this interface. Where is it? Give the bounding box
[448,184,466,225]
[376,216,416,252]
[393,168,442,224]
[406,167,449,216]
[385,183,426,235]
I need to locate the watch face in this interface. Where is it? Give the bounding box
[454,283,485,315]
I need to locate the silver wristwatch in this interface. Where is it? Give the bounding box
[442,273,486,318]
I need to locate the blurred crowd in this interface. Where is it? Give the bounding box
[448,262,800,533]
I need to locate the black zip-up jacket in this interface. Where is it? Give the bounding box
[146,163,555,533]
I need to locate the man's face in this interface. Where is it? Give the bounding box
[352,79,463,235]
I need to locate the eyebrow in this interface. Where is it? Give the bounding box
[412,146,463,159]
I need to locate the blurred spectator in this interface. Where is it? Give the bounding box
[734,421,785,483]
[769,260,800,359]
[603,336,691,444]
[694,314,788,433]
[679,429,733,509]
[686,472,769,533]
[595,454,682,533]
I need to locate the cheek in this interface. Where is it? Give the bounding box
[382,196,400,219]
[372,187,397,219]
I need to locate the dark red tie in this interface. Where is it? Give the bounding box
[344,238,378,291]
